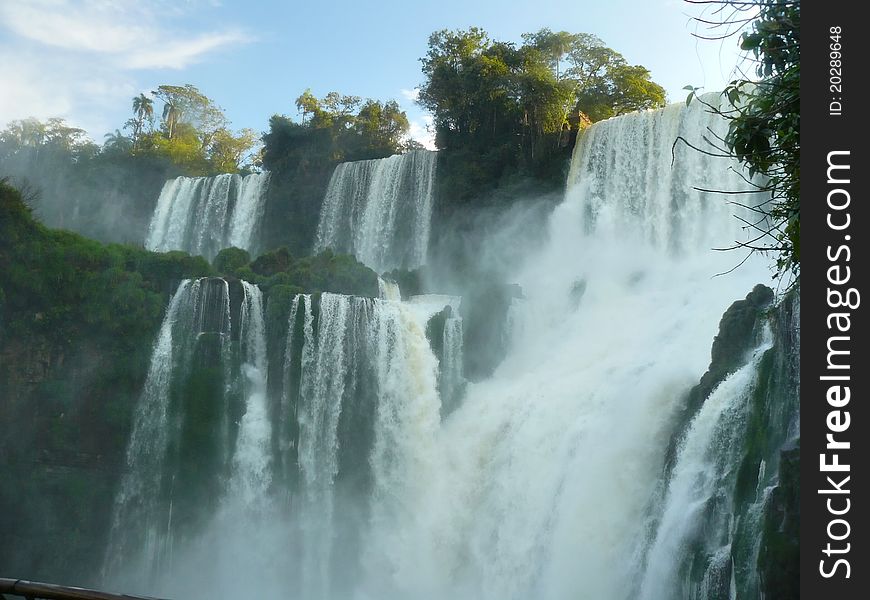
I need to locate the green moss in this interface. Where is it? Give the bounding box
[213,247,252,277]
[0,180,214,582]
[757,444,800,599]
[242,247,379,297]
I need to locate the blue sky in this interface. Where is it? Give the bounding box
[0,0,748,147]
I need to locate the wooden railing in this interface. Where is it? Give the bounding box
[0,579,166,600]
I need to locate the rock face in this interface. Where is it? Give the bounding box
[680,283,776,431]
[649,284,799,600]
[0,333,147,586]
[0,181,385,587]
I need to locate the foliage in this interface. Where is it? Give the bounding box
[130,84,259,175]
[130,93,154,150]
[418,27,666,205]
[420,28,665,150]
[212,245,379,298]
[263,89,411,173]
[0,179,213,582]
[0,179,211,344]
[687,0,800,278]
[0,84,258,181]
[1,117,96,158]
[213,247,252,276]
[258,90,413,255]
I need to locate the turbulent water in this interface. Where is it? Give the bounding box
[314,150,437,272]
[145,172,271,260]
[107,98,791,600]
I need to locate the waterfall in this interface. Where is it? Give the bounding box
[636,332,773,600]
[344,96,772,600]
[440,312,465,416]
[108,97,791,600]
[104,277,233,586]
[314,150,437,272]
[146,172,271,260]
[108,281,453,600]
[227,281,272,506]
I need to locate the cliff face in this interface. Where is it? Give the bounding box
[0,181,206,585]
[650,285,799,600]
[0,180,384,585]
[0,335,145,585]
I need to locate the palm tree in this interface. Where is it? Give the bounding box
[104,129,133,153]
[131,93,153,149]
[162,101,181,140]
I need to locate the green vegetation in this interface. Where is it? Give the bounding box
[687,0,800,279]
[419,27,666,204]
[137,84,259,175]
[0,180,212,343]
[262,89,413,175]
[212,245,379,298]
[0,179,212,584]
[0,179,379,584]
[2,85,258,178]
[255,90,415,254]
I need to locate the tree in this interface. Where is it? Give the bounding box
[521,29,577,79]
[419,27,666,154]
[152,84,227,148]
[1,117,47,147]
[209,127,259,173]
[418,28,494,147]
[130,93,154,149]
[350,99,410,157]
[161,101,182,140]
[684,0,800,279]
[265,89,411,166]
[103,129,133,153]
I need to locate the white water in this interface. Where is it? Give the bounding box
[228,281,272,506]
[146,172,271,260]
[347,97,770,599]
[440,312,465,416]
[314,150,437,272]
[111,98,775,600]
[636,332,773,600]
[104,277,232,585]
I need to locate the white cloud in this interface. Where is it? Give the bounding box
[125,30,252,70]
[400,87,420,102]
[0,0,252,138]
[0,1,152,54]
[0,48,136,140]
[408,114,436,150]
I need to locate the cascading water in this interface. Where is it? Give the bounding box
[104,277,233,587]
[314,150,437,272]
[439,310,465,415]
[107,282,453,600]
[228,281,271,505]
[107,97,795,600]
[146,171,271,260]
[636,332,773,600]
[342,97,774,600]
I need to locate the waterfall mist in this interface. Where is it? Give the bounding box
[104,97,790,600]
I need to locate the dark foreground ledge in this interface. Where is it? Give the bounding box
[0,579,167,600]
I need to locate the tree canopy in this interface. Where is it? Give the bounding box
[262,89,412,175]
[419,27,666,155]
[416,27,666,204]
[1,84,260,177]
